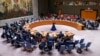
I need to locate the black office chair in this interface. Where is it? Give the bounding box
[47,41,54,51]
[66,45,74,53]
[76,43,85,54]
[80,39,84,44]
[39,42,46,50]
[21,41,34,52]
[59,45,66,54]
[85,42,91,51]
[74,40,79,45]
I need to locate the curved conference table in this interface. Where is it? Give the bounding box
[24,20,83,31]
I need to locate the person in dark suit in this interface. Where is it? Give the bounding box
[57,31,64,39]
[46,33,50,40]
[39,38,46,50]
[35,32,42,42]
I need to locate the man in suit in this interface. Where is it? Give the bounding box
[57,31,64,39]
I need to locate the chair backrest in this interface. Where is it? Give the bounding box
[47,41,54,46]
[39,42,46,50]
[80,43,85,49]
[57,40,63,46]
[80,39,84,44]
[20,41,32,49]
[40,42,46,46]
[60,45,66,51]
[47,37,54,41]
[86,42,91,48]
[67,45,73,50]
[65,41,71,46]
[31,40,37,45]
[20,42,25,47]
[74,40,79,45]
[25,42,33,49]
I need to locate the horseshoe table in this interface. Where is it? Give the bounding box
[24,20,83,31]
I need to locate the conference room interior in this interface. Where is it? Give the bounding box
[0,0,100,56]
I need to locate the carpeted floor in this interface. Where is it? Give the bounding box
[0,24,100,56]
